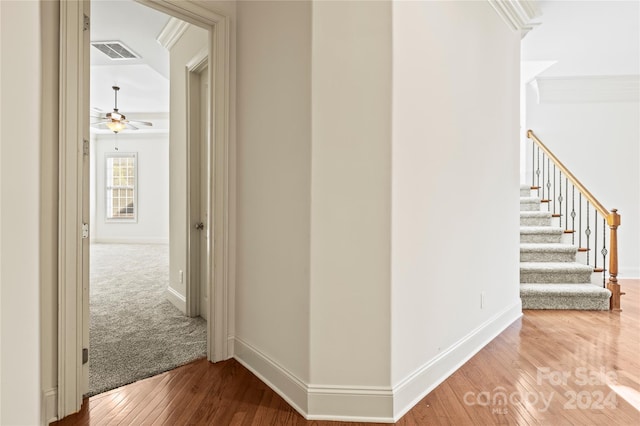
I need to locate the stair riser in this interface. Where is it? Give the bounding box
[520,252,576,263]
[520,188,532,197]
[520,271,592,284]
[520,202,540,211]
[520,234,562,244]
[520,217,552,226]
[522,296,610,310]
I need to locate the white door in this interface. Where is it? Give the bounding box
[199,66,210,320]
[188,60,210,320]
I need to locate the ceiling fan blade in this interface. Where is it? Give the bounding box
[125,123,139,130]
[129,120,153,126]
[90,122,110,129]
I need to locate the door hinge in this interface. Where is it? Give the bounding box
[83,139,89,157]
[82,348,89,364]
[82,223,89,239]
[83,14,90,32]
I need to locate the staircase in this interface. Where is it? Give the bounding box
[519,185,611,310]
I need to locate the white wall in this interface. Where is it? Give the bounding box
[523,1,640,277]
[235,0,312,386]
[391,0,522,417]
[0,1,42,424]
[309,0,392,394]
[91,132,169,244]
[168,24,208,311]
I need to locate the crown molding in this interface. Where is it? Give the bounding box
[487,0,540,38]
[156,16,190,50]
[533,75,640,103]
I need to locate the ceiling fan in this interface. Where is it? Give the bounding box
[91,86,152,133]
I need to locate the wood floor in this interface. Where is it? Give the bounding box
[54,280,640,425]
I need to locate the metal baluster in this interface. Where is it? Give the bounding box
[571,186,576,244]
[553,164,556,215]
[594,212,598,270]
[536,146,541,192]
[557,170,564,228]
[578,193,582,248]
[601,218,607,287]
[585,201,591,265]
[546,158,551,211]
[540,151,545,202]
[532,141,535,187]
[565,178,569,231]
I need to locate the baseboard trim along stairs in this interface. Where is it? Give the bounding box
[520,185,611,310]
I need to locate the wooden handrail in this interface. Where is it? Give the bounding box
[527,130,612,221]
[526,130,623,310]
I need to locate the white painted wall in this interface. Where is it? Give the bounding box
[168,24,208,311]
[309,0,392,393]
[522,1,640,277]
[91,132,169,244]
[0,1,42,424]
[235,0,312,385]
[391,0,522,416]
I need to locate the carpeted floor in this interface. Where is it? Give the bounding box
[89,243,207,396]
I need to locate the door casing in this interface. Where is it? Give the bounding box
[57,0,232,418]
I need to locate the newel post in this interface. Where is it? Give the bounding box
[606,209,624,310]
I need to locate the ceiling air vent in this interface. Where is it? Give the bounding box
[91,41,139,60]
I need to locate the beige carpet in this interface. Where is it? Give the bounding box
[89,243,207,396]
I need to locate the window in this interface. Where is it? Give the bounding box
[106,153,137,221]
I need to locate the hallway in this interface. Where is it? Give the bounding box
[55,281,639,425]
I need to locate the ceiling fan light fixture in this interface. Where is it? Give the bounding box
[106,121,127,134]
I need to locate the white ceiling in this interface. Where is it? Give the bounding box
[90,0,172,115]
[522,1,640,77]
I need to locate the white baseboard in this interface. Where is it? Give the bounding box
[233,337,395,422]
[233,300,522,423]
[307,385,394,422]
[391,300,523,421]
[233,337,308,415]
[93,238,169,245]
[227,335,235,359]
[42,387,57,425]
[165,286,186,314]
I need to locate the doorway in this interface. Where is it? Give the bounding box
[87,0,207,396]
[57,0,232,418]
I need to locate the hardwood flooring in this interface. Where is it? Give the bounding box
[54,280,640,425]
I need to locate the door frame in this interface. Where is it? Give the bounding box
[58,0,232,417]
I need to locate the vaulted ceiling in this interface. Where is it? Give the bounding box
[90,0,171,116]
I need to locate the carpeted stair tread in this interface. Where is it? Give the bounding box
[520,284,611,310]
[520,226,564,243]
[520,211,551,218]
[520,196,541,203]
[520,197,541,211]
[520,262,593,284]
[520,262,593,273]
[520,283,610,297]
[520,185,533,196]
[520,244,578,263]
[520,211,553,226]
[520,226,564,234]
[520,243,577,252]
